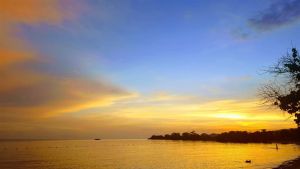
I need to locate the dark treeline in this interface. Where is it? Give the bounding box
[149,128,300,143]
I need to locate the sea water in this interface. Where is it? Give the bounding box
[0,139,299,169]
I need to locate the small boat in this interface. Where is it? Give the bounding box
[94,138,101,140]
[245,160,251,163]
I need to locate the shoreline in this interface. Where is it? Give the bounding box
[149,138,300,144]
[149,128,300,143]
[273,157,300,169]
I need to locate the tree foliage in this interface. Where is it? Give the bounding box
[149,129,300,143]
[260,48,300,127]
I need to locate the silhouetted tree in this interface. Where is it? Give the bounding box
[260,48,300,128]
[148,128,300,143]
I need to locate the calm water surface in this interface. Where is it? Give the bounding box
[0,139,299,169]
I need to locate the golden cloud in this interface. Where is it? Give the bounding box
[76,95,296,137]
[0,93,295,139]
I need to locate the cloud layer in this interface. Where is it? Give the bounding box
[0,1,296,139]
[0,0,131,120]
[249,0,300,31]
[0,93,295,139]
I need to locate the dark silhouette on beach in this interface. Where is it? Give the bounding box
[149,128,300,143]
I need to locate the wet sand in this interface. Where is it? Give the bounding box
[273,157,300,169]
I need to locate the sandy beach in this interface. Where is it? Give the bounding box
[273,157,300,169]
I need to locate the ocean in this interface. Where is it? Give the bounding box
[0,139,299,169]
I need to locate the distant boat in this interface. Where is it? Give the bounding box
[245,160,251,163]
[94,138,101,140]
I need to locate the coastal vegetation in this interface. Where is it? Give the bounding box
[149,128,300,143]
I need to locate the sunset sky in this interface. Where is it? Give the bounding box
[1,0,300,139]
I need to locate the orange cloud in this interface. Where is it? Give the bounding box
[0,0,132,121]
[0,0,76,67]
[0,49,35,68]
[0,0,69,24]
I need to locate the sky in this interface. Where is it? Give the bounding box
[1,0,300,139]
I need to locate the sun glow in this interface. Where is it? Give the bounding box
[214,113,245,119]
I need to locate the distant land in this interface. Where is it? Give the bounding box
[149,128,300,143]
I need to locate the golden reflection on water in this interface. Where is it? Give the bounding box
[0,140,299,169]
